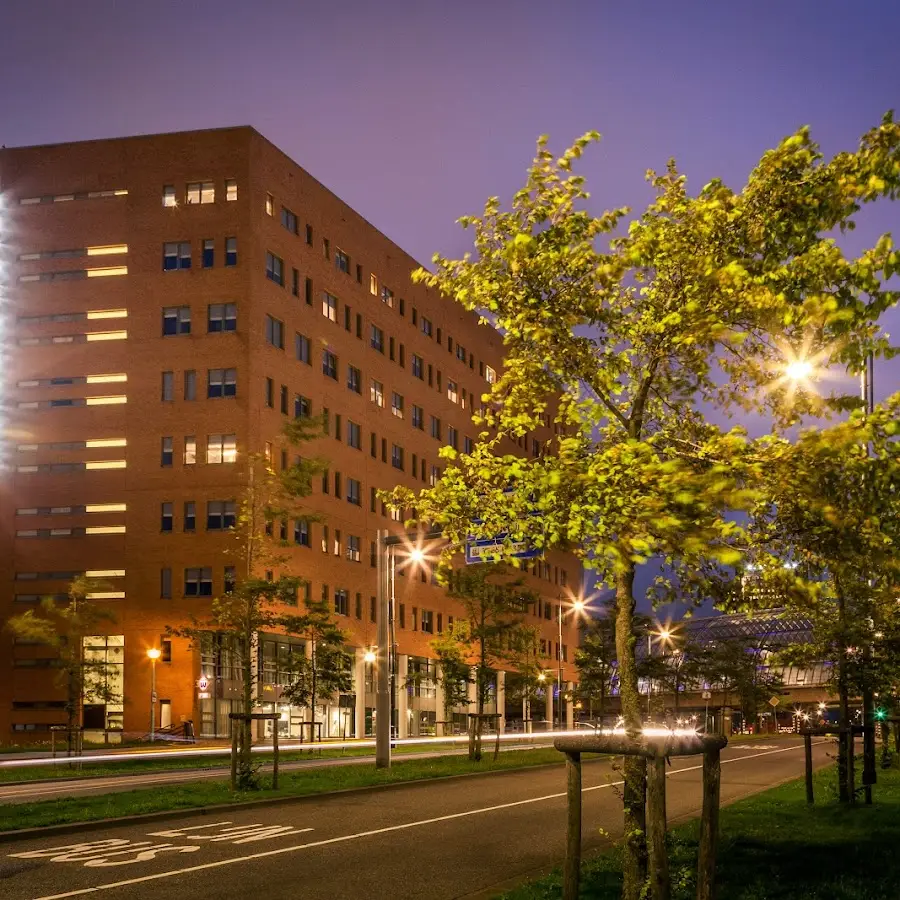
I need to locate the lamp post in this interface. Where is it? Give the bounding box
[375,528,441,769]
[646,626,673,719]
[146,648,161,741]
[556,596,587,730]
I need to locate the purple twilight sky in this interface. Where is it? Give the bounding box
[2,0,899,616]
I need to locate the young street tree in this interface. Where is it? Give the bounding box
[574,614,617,723]
[505,623,546,734]
[431,622,473,733]
[6,576,117,755]
[394,117,900,897]
[169,416,328,789]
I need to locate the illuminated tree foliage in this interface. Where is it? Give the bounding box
[393,116,900,897]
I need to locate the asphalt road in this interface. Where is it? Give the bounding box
[0,737,831,900]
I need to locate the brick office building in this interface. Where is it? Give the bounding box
[0,127,581,742]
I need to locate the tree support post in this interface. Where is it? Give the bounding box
[697,743,722,900]
[646,753,671,900]
[804,731,814,805]
[272,719,279,790]
[230,724,238,791]
[563,750,582,900]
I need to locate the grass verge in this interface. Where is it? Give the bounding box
[0,746,574,833]
[499,762,900,900]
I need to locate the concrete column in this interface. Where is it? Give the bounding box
[434,663,446,737]
[467,667,478,735]
[354,648,366,740]
[545,684,553,732]
[397,654,409,739]
[496,671,506,734]
[566,682,575,731]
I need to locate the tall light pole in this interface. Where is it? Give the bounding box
[146,648,161,742]
[555,595,586,730]
[646,626,672,719]
[376,529,441,769]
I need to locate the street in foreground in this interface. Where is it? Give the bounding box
[0,737,829,900]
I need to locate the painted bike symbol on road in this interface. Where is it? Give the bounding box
[8,822,314,868]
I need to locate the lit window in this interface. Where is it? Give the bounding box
[370,380,384,407]
[265,251,284,285]
[391,392,404,419]
[380,286,394,308]
[186,182,214,204]
[347,534,361,561]
[184,436,197,465]
[225,179,238,201]
[447,380,459,404]
[370,273,378,295]
[430,465,440,486]
[208,303,237,332]
[266,193,274,216]
[207,434,237,464]
[322,292,338,322]
[485,365,497,384]
[207,368,237,399]
[163,185,177,207]
[86,244,128,256]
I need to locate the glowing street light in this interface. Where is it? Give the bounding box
[785,359,813,383]
[363,649,377,665]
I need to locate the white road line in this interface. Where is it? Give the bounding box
[28,741,824,900]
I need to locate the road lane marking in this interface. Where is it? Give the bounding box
[10,840,201,867]
[27,741,826,899]
[148,823,314,844]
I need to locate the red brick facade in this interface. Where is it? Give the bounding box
[0,127,581,740]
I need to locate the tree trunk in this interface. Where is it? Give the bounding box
[614,566,647,899]
[836,587,851,803]
[240,628,254,787]
[310,639,318,743]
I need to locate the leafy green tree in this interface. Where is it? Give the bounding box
[280,595,353,738]
[505,624,546,733]
[574,615,617,723]
[394,117,900,896]
[444,564,535,759]
[169,416,326,789]
[6,576,117,755]
[431,622,473,731]
[745,399,900,795]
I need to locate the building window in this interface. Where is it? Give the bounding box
[421,317,433,337]
[207,500,237,530]
[347,535,361,562]
[265,314,285,349]
[485,364,497,384]
[336,249,350,273]
[306,224,313,245]
[381,286,394,308]
[294,394,311,418]
[162,306,191,336]
[280,384,288,414]
[294,519,310,546]
[161,437,173,467]
[322,350,338,380]
[370,325,384,353]
[161,567,172,598]
[323,238,330,260]
[421,610,434,634]
[184,501,196,532]
[412,405,424,430]
[225,179,238,201]
[295,332,311,364]
[184,370,197,401]
[370,380,384,407]
[448,426,459,450]
[162,185,176,207]
[208,303,237,332]
[412,354,423,380]
[163,242,191,271]
[265,251,284,285]
[391,444,404,471]
[447,380,459,404]
[430,416,441,440]
[224,566,236,592]
[347,478,361,505]
[347,420,361,449]
[347,365,361,394]
[281,206,298,234]
[225,237,237,266]
[184,435,196,465]
[185,567,213,597]
[322,292,338,322]
[334,588,349,616]
[265,377,274,407]
[208,368,237,398]
[186,182,214,204]
[161,502,173,532]
[161,371,174,402]
[207,434,237,464]
[391,392,404,419]
[202,239,215,268]
[430,465,440,486]
[464,435,474,454]
[266,193,274,216]
[292,267,300,297]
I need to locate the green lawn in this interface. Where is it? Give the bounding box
[0,746,570,833]
[500,763,900,900]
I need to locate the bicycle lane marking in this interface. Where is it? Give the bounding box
[23,741,824,898]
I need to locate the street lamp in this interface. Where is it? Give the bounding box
[375,528,442,769]
[363,648,377,665]
[555,595,589,730]
[646,625,676,719]
[146,648,161,742]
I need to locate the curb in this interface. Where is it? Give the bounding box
[0,757,575,845]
